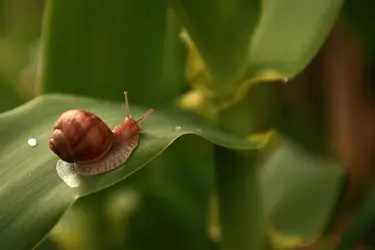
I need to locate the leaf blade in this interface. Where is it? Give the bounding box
[0,93,262,249]
[38,0,177,106]
[261,143,345,248]
[172,0,261,84]
[247,0,344,80]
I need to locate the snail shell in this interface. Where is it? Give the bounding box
[49,110,114,164]
[49,92,154,176]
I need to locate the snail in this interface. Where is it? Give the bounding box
[49,92,154,176]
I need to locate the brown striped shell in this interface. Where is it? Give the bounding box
[49,110,114,164]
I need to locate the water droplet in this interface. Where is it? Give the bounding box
[282,78,288,83]
[56,160,81,188]
[174,125,182,131]
[195,128,202,133]
[27,138,37,147]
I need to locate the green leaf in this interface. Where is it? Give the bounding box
[260,142,345,248]
[0,93,261,250]
[38,0,177,106]
[336,185,375,250]
[172,0,261,84]
[247,0,344,80]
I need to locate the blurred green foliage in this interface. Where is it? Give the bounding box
[39,0,186,106]
[1,0,375,250]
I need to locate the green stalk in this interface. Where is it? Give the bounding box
[214,145,263,250]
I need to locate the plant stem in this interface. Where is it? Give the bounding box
[214,145,263,250]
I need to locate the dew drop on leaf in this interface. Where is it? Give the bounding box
[174,125,182,131]
[27,138,37,147]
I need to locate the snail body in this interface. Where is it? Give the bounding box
[49,92,154,176]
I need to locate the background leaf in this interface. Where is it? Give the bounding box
[38,0,185,106]
[260,142,345,248]
[246,0,344,80]
[0,93,261,250]
[172,0,260,84]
